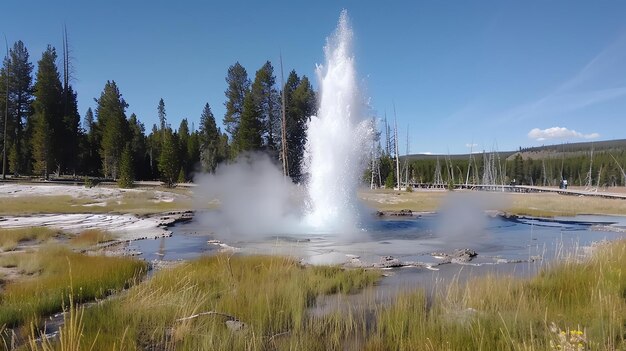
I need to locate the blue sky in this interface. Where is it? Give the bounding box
[2,1,626,154]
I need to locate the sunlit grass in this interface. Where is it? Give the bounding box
[0,246,147,329]
[15,241,626,350]
[75,255,380,350]
[506,192,626,217]
[0,227,60,252]
[360,188,626,216]
[362,240,626,350]
[0,188,191,216]
[359,189,445,212]
[69,229,116,249]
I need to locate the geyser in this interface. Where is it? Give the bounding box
[304,10,373,233]
[194,10,372,239]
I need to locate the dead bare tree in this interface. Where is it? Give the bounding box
[279,54,289,177]
[2,35,8,180]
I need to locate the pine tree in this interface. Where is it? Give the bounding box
[199,103,220,172]
[82,108,100,175]
[31,113,52,178]
[31,46,63,179]
[284,71,316,181]
[223,62,250,139]
[2,41,34,175]
[235,91,263,153]
[61,85,81,174]
[118,144,134,188]
[178,118,190,178]
[157,98,166,131]
[187,130,200,174]
[0,56,7,178]
[158,127,179,187]
[177,167,185,184]
[59,28,81,176]
[218,132,229,164]
[95,81,128,179]
[147,123,160,179]
[251,61,280,152]
[128,113,147,179]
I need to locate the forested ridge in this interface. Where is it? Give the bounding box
[387,140,626,188]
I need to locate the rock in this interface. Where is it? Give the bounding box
[225,320,246,332]
[431,249,478,264]
[451,248,477,262]
[374,255,403,268]
[374,209,414,217]
[344,256,371,268]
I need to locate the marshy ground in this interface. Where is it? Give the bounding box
[1,184,625,350]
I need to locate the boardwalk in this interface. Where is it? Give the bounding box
[452,184,626,200]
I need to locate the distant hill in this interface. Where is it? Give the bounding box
[401,139,626,161]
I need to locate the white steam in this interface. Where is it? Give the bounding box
[194,154,307,240]
[435,192,509,248]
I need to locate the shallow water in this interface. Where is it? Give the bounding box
[132,213,625,266]
[126,213,626,311]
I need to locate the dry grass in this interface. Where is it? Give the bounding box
[359,189,446,212]
[505,192,626,217]
[69,229,116,249]
[0,227,60,252]
[360,188,626,217]
[0,246,148,329]
[75,255,380,350]
[0,190,191,216]
[28,241,624,350]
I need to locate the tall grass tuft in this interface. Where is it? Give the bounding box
[0,246,147,328]
[77,255,380,350]
[9,241,625,350]
[364,240,626,350]
[0,227,59,252]
[69,229,115,249]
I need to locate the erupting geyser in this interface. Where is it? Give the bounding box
[195,10,372,239]
[304,10,373,233]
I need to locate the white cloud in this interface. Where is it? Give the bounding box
[465,143,478,148]
[527,127,600,141]
[419,151,433,155]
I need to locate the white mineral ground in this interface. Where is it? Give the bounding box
[0,184,186,241]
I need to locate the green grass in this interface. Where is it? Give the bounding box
[34,241,624,350]
[360,240,626,351]
[73,255,380,350]
[0,227,60,252]
[0,246,148,329]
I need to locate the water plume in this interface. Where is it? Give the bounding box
[304,9,373,233]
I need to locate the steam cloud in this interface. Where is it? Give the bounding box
[435,191,509,248]
[193,154,307,240]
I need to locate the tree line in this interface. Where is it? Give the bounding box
[0,40,316,186]
[369,150,626,188]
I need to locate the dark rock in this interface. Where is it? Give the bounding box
[375,209,414,217]
[431,249,478,264]
[374,255,403,268]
